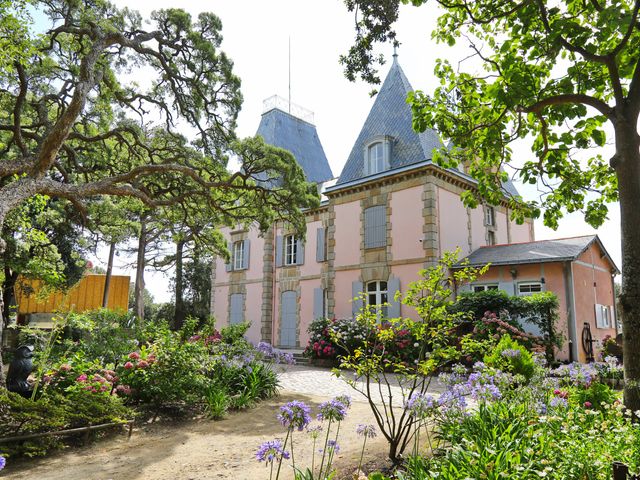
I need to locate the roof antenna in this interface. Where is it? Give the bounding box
[288,36,291,114]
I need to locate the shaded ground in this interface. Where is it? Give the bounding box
[3,392,391,480]
[3,365,444,479]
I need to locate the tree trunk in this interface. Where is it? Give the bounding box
[174,240,185,330]
[134,219,147,323]
[102,241,116,309]
[614,120,640,411]
[0,209,7,387]
[2,266,17,328]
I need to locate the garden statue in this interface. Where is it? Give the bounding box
[7,345,35,398]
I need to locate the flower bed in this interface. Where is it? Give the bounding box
[0,313,292,462]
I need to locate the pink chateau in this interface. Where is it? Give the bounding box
[211,59,619,362]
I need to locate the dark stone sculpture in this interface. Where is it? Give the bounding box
[7,345,35,398]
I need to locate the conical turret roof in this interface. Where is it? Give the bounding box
[336,58,443,185]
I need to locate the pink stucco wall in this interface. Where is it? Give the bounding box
[510,220,534,243]
[334,269,360,319]
[244,282,263,345]
[390,264,424,320]
[300,220,322,277]
[391,186,425,260]
[495,211,509,245]
[213,284,229,327]
[470,206,486,252]
[245,228,266,281]
[438,187,470,256]
[572,242,617,362]
[334,201,362,266]
[299,279,321,346]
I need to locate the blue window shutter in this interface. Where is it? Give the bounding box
[243,239,250,270]
[365,206,386,248]
[225,241,232,272]
[297,238,305,265]
[498,281,514,296]
[275,235,283,267]
[313,288,324,319]
[316,227,326,262]
[388,277,401,318]
[352,281,364,316]
[230,293,244,324]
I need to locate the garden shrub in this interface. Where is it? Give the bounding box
[0,389,133,458]
[453,289,561,362]
[484,334,536,381]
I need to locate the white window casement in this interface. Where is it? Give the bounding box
[595,304,613,329]
[518,282,543,296]
[368,142,384,175]
[364,136,392,176]
[232,241,244,270]
[367,280,388,317]
[485,206,495,226]
[472,284,499,293]
[284,234,298,266]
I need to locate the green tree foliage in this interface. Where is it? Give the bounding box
[340,0,640,409]
[0,1,319,385]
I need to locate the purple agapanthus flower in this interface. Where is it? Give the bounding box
[549,396,568,409]
[334,394,352,410]
[256,440,290,463]
[278,401,312,431]
[469,382,502,402]
[327,440,340,453]
[356,424,377,438]
[501,348,522,358]
[405,392,436,418]
[317,399,348,422]
[0,456,5,470]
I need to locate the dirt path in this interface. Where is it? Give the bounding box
[3,391,391,480]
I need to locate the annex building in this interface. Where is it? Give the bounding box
[211,58,619,362]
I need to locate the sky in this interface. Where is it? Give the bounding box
[98,0,622,302]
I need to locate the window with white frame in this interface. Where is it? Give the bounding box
[485,206,495,226]
[232,241,244,270]
[284,234,298,266]
[367,142,385,175]
[518,282,543,296]
[366,281,388,317]
[595,304,612,329]
[472,284,499,293]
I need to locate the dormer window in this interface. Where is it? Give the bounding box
[364,136,392,176]
[368,143,384,175]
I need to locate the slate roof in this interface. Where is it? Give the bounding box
[333,58,521,198]
[256,108,334,184]
[336,57,443,185]
[459,235,619,273]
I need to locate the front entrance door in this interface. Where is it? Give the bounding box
[280,291,297,347]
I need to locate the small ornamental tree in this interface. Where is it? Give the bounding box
[340,0,640,410]
[334,252,488,463]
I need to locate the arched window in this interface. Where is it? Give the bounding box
[367,142,384,175]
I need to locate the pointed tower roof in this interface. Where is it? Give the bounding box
[256,99,334,184]
[336,58,443,185]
